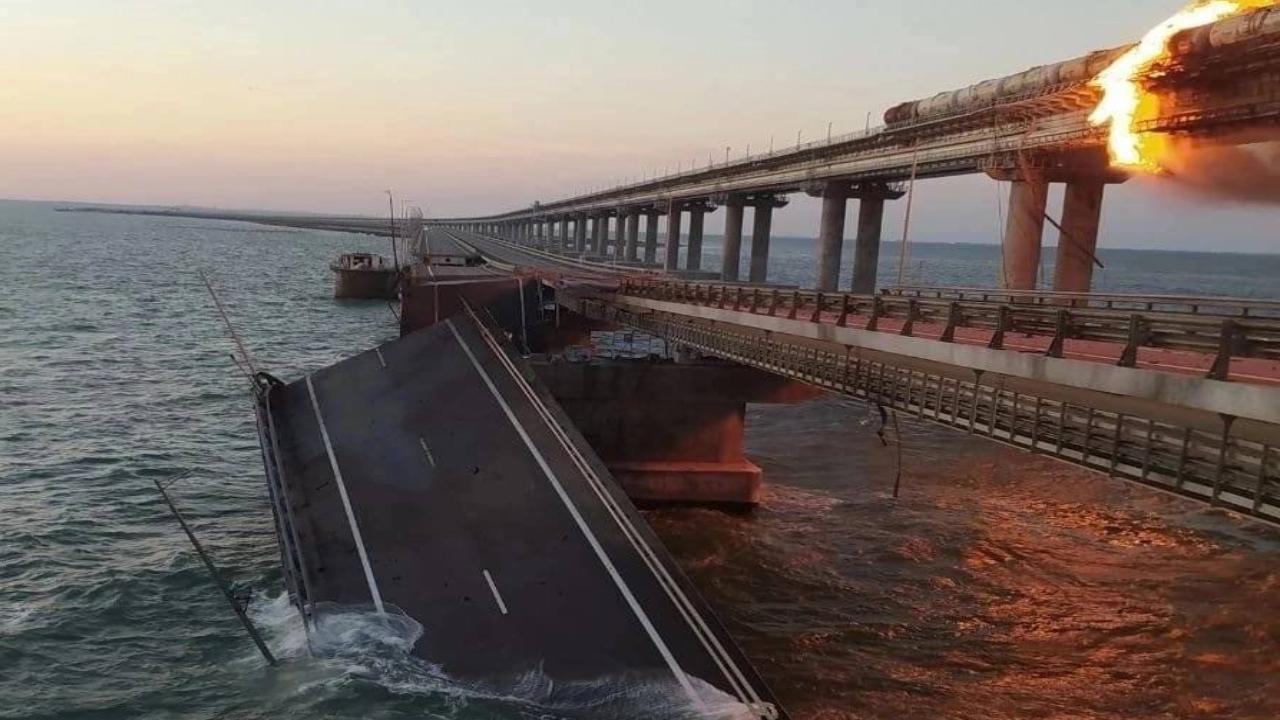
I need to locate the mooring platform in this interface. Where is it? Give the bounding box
[256,308,783,717]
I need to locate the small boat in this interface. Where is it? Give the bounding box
[330,253,399,300]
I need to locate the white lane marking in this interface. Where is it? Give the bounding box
[481,569,509,615]
[305,375,386,615]
[463,305,762,710]
[418,437,436,467]
[445,319,704,711]
[374,347,387,369]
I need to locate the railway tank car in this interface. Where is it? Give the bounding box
[883,6,1280,127]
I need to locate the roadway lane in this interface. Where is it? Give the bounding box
[445,228,627,279]
[265,309,782,717]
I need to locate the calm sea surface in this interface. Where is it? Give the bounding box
[2,199,1278,719]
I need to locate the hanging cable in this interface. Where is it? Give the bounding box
[896,142,920,287]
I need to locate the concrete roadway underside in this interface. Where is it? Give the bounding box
[260,310,782,718]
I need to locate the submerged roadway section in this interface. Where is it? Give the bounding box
[261,307,782,718]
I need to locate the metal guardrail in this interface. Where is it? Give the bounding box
[255,380,315,630]
[884,286,1280,319]
[617,279,1280,380]
[579,298,1279,524]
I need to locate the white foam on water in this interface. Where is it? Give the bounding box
[464,667,766,720]
[247,593,769,719]
[0,603,35,636]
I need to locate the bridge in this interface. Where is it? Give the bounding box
[128,8,1280,715]
[430,7,1280,296]
[410,224,1279,527]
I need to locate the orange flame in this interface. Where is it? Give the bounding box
[1089,1,1271,169]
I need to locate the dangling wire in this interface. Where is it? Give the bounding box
[874,403,906,498]
[199,270,258,377]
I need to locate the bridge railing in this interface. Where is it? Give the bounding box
[579,296,1279,525]
[883,286,1280,319]
[617,278,1280,380]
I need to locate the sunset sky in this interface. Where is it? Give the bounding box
[2,0,1276,252]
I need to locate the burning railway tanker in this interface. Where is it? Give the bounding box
[882,2,1280,168]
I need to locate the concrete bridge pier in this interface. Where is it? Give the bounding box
[665,200,683,271]
[608,212,622,257]
[719,195,745,282]
[590,214,604,254]
[748,195,788,283]
[574,215,587,252]
[685,203,716,271]
[810,181,849,292]
[624,211,639,261]
[850,184,904,294]
[532,359,821,506]
[1054,180,1106,293]
[600,214,613,257]
[1000,173,1050,290]
[644,209,661,264]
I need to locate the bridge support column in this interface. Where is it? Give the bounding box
[852,200,883,294]
[813,181,849,292]
[686,205,707,271]
[850,183,904,294]
[608,213,621,257]
[591,214,605,254]
[1001,175,1049,290]
[575,216,587,252]
[747,195,788,284]
[1054,180,1106,293]
[720,196,744,282]
[624,212,639,261]
[644,210,660,264]
[665,200,683,271]
[532,360,821,506]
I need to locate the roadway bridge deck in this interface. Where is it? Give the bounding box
[255,306,782,718]
[430,229,1280,524]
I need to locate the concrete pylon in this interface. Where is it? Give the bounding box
[1002,176,1050,290]
[609,213,622,257]
[721,196,745,282]
[600,214,613,256]
[665,200,683,271]
[852,198,886,294]
[592,215,606,254]
[847,184,904,294]
[814,181,849,292]
[686,205,706,271]
[644,211,660,264]
[624,212,640,261]
[748,195,788,283]
[1054,180,1106,293]
[575,215,587,252]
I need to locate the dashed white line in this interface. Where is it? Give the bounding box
[481,569,509,615]
[374,347,387,369]
[418,437,436,467]
[444,318,704,710]
[305,375,386,615]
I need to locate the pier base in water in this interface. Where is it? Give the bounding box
[532,360,819,507]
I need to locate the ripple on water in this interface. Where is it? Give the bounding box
[2,201,1279,719]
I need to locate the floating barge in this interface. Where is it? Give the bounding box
[330,253,399,300]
